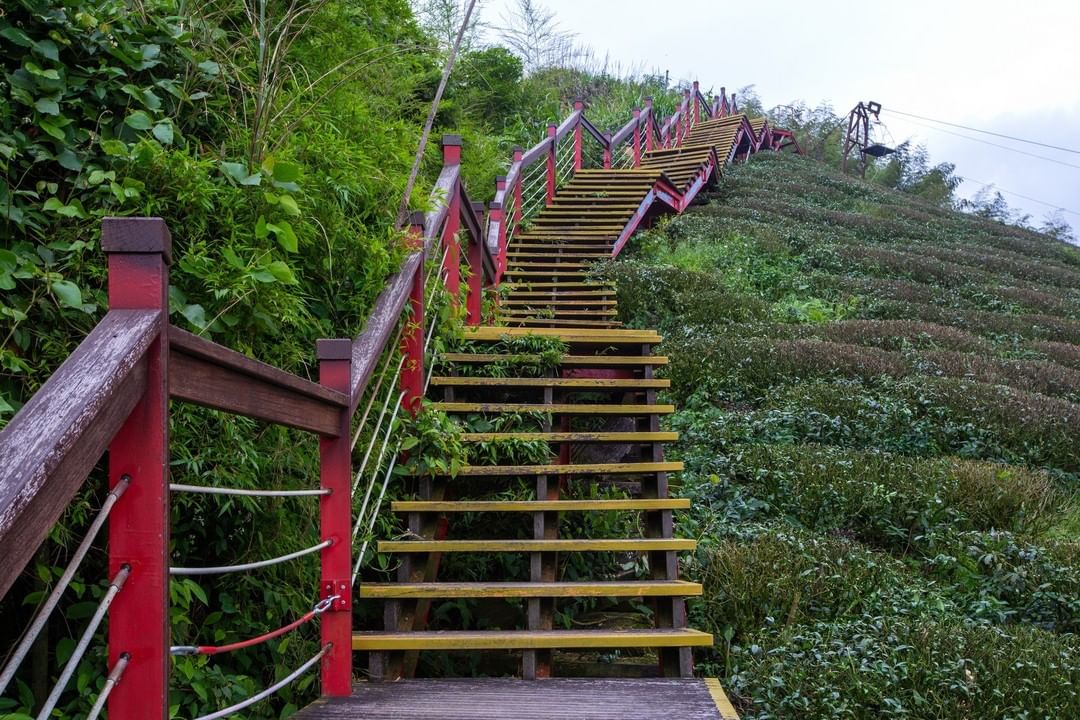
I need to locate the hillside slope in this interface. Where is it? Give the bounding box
[598,152,1080,718]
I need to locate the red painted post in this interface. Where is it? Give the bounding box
[103,217,170,720]
[494,174,508,278]
[441,135,462,303]
[719,87,728,117]
[490,200,505,285]
[731,93,738,114]
[402,213,425,413]
[512,146,524,238]
[712,93,720,118]
[317,338,353,696]
[683,89,692,138]
[692,81,701,125]
[644,97,655,152]
[632,107,642,167]
[573,98,584,171]
[545,124,557,206]
[466,201,484,326]
[603,132,612,169]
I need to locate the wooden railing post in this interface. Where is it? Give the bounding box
[573,98,584,171]
[103,217,170,720]
[632,107,642,167]
[545,124,557,206]
[441,135,462,303]
[682,88,692,138]
[644,97,655,152]
[603,132,612,169]
[466,201,484,326]
[402,212,426,413]
[317,338,353,697]
[692,81,701,125]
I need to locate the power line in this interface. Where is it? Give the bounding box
[891,115,1080,170]
[884,108,1080,155]
[955,174,1080,218]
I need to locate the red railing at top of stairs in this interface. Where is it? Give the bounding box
[0,77,794,719]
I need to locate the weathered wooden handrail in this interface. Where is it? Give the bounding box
[169,327,348,436]
[0,309,161,599]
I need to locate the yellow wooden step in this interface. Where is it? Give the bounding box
[504,270,593,277]
[431,377,667,389]
[508,262,591,268]
[505,292,615,299]
[358,580,702,599]
[377,538,696,553]
[458,431,678,443]
[463,326,659,342]
[505,318,623,328]
[502,299,618,306]
[507,253,612,259]
[510,244,613,252]
[411,461,682,477]
[501,307,617,315]
[431,402,674,415]
[437,353,668,366]
[392,498,689,512]
[353,628,713,651]
[503,282,610,289]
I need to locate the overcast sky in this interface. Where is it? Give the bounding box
[481,0,1080,233]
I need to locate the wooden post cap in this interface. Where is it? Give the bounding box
[102,217,172,265]
[317,339,353,361]
[409,210,426,228]
[441,134,462,147]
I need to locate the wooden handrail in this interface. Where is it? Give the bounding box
[0,309,162,598]
[169,327,348,436]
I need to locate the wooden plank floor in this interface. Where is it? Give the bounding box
[295,678,739,719]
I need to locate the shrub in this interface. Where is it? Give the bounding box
[729,618,1080,719]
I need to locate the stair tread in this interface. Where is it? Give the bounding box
[352,628,713,650]
[377,538,697,552]
[432,402,675,414]
[438,354,667,365]
[458,431,678,442]
[463,326,659,341]
[430,377,668,388]
[358,580,702,598]
[410,460,682,477]
[392,498,689,511]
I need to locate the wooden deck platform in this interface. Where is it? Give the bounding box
[295,678,739,719]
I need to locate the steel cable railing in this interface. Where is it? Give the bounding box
[170,540,332,576]
[191,644,331,720]
[85,654,129,720]
[35,565,130,720]
[0,476,130,696]
[351,258,453,583]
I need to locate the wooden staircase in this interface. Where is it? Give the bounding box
[348,114,764,707]
[356,326,709,679]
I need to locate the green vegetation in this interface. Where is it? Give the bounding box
[602,152,1080,717]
